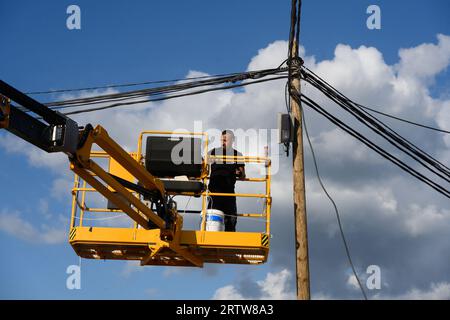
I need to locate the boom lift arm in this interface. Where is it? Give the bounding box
[1,80,272,268]
[0,80,198,262]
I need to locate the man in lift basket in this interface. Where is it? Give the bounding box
[208,130,246,232]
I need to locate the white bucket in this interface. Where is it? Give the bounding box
[204,209,225,231]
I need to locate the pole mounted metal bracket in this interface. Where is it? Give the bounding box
[288,57,304,79]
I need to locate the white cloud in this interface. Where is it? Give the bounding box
[0,133,68,172]
[314,44,393,95]
[51,177,74,200]
[404,204,450,237]
[313,281,450,300]
[4,35,450,191]
[315,281,450,300]
[1,33,450,299]
[247,40,292,71]
[38,198,52,220]
[397,282,450,300]
[212,269,295,300]
[436,100,450,146]
[212,285,245,300]
[258,269,296,299]
[307,178,450,238]
[346,274,360,291]
[0,209,66,244]
[310,128,378,164]
[375,282,450,300]
[397,34,450,82]
[307,183,396,222]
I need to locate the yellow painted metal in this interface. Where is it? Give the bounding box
[91,126,165,195]
[89,151,110,158]
[205,192,268,198]
[266,160,272,235]
[69,174,80,229]
[70,125,167,230]
[69,129,272,267]
[241,178,267,182]
[71,163,155,229]
[68,126,212,266]
[73,187,97,192]
[70,227,268,265]
[209,155,269,163]
[108,152,138,191]
[200,186,208,232]
[237,213,266,218]
[79,208,123,213]
[79,180,87,227]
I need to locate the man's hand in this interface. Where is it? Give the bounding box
[236,166,246,180]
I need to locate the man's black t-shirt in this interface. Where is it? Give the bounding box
[208,147,244,193]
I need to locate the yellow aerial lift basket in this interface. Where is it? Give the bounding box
[69,131,272,268]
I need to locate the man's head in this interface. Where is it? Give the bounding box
[221,130,235,149]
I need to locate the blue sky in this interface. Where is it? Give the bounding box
[1,1,450,299]
[2,1,449,91]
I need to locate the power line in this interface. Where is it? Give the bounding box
[63,76,287,116]
[297,93,450,199]
[16,66,288,118]
[18,67,287,116]
[286,72,367,299]
[299,66,450,135]
[301,105,368,300]
[355,103,450,134]
[49,67,287,107]
[56,74,286,110]
[300,67,450,184]
[24,72,245,95]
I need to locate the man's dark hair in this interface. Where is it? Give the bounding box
[221,129,235,139]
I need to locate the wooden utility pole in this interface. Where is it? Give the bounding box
[288,0,310,300]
